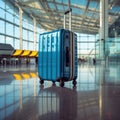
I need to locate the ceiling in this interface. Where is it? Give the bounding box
[9,0,120,34]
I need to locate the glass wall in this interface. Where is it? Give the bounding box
[95,16,120,63]
[95,37,120,63]
[0,0,98,55]
[105,37,120,63]
[0,0,43,51]
[77,33,96,62]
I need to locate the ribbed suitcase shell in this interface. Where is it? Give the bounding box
[38,29,77,82]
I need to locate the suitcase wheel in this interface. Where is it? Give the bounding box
[72,80,77,86]
[39,79,44,85]
[59,79,64,87]
[52,81,56,86]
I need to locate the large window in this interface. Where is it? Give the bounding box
[6,23,13,36]
[6,37,13,46]
[14,39,19,49]
[23,41,28,50]
[14,16,19,25]
[0,0,5,9]
[14,26,19,38]
[77,33,96,60]
[0,8,5,18]
[29,31,34,41]
[28,42,34,50]
[0,0,41,51]
[6,12,14,22]
[0,35,5,43]
[0,20,5,34]
[23,29,28,40]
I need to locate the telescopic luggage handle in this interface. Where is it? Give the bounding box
[63,8,72,30]
[63,8,74,79]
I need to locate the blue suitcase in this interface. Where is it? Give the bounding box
[38,29,77,87]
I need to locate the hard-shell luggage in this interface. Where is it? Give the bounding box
[38,29,77,87]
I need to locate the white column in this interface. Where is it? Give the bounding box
[19,80,23,111]
[34,78,36,102]
[63,14,66,29]
[33,17,37,51]
[19,6,23,50]
[100,0,108,60]
[69,10,72,30]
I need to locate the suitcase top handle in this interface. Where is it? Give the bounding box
[64,8,72,15]
[63,8,72,30]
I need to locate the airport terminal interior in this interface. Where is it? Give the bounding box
[0,0,120,120]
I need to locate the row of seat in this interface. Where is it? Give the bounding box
[12,49,38,58]
[0,43,38,58]
[0,43,38,65]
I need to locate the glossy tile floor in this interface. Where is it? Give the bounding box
[0,63,120,120]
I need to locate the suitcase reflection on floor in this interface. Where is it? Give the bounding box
[38,86,77,120]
